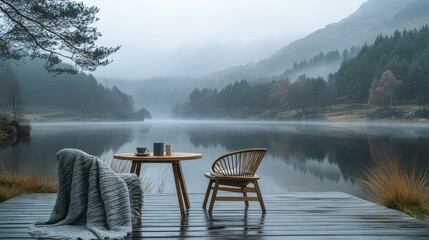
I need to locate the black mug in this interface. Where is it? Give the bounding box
[153,142,164,156]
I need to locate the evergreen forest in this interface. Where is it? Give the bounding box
[331,26,429,105]
[175,26,429,119]
[0,59,151,121]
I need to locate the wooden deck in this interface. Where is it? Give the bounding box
[0,192,428,239]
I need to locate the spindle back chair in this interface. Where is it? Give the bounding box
[202,148,267,214]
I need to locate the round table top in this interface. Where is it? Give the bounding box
[113,152,203,162]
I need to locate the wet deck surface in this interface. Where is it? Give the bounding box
[0,192,428,239]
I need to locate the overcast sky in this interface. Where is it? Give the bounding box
[82,0,367,80]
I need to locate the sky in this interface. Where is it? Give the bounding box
[82,0,367,80]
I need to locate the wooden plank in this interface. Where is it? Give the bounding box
[215,196,259,201]
[0,193,428,239]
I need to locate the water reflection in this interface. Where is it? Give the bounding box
[1,120,428,197]
[0,134,31,148]
[204,210,265,239]
[189,124,366,183]
[0,122,137,177]
[188,122,429,181]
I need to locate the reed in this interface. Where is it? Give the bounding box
[0,171,57,202]
[360,159,429,221]
[107,157,167,193]
[0,155,169,203]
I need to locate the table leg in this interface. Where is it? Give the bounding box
[172,162,185,217]
[130,161,137,174]
[176,161,191,209]
[135,162,142,177]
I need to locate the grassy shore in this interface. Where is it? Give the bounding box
[18,103,429,122]
[360,159,429,222]
[271,104,429,122]
[23,106,112,122]
[0,171,57,203]
[0,158,165,203]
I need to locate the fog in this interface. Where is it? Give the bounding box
[82,0,366,80]
[107,35,303,78]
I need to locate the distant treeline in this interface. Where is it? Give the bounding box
[173,77,334,119]
[175,26,429,119]
[0,59,151,120]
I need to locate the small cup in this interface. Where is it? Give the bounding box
[136,147,149,154]
[166,145,172,155]
[153,142,164,156]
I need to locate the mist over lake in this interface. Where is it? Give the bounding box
[2,120,428,198]
[1,0,429,215]
[2,1,429,238]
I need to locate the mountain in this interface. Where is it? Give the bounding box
[106,0,429,118]
[174,26,429,119]
[205,0,429,83]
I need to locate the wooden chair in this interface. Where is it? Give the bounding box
[202,148,267,214]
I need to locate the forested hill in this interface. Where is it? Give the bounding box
[0,59,150,121]
[331,26,429,104]
[202,0,429,83]
[174,26,429,120]
[108,0,429,118]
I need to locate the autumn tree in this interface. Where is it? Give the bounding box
[270,79,291,108]
[368,70,403,108]
[332,26,429,103]
[0,0,119,73]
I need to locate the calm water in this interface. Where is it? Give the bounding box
[1,120,429,198]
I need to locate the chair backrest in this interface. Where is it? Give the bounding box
[211,148,267,177]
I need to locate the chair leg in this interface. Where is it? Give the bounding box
[253,181,266,214]
[202,180,214,209]
[242,186,249,208]
[208,181,220,214]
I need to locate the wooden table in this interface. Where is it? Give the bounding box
[113,152,203,217]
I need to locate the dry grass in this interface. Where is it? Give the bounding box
[107,157,168,193]
[360,159,429,221]
[0,155,169,203]
[324,104,376,120]
[0,171,57,203]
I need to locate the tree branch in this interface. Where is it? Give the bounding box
[0,0,87,55]
[0,4,71,60]
[0,0,119,73]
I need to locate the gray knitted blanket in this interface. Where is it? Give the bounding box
[29,148,143,240]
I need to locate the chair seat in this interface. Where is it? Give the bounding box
[204,172,260,180]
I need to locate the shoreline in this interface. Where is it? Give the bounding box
[22,104,429,123]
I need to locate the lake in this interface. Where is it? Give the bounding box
[1,120,429,198]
